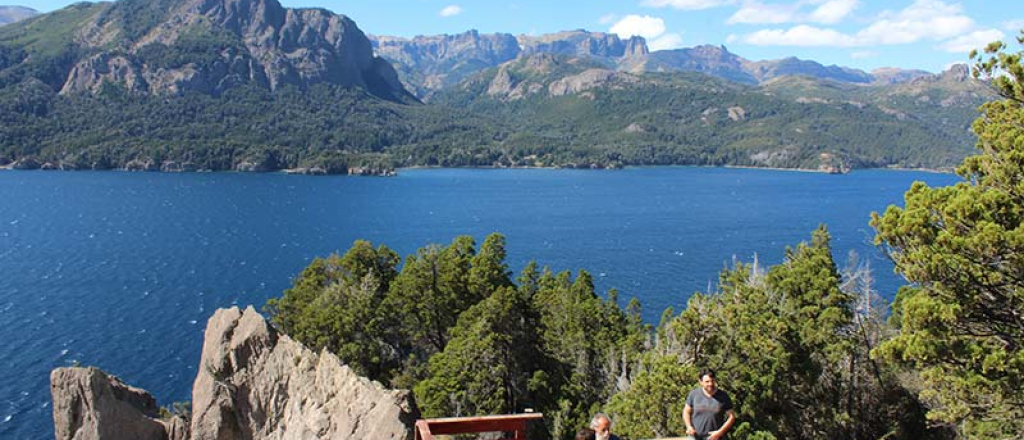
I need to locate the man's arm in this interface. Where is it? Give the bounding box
[708,410,735,440]
[683,403,696,435]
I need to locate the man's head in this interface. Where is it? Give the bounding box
[590,413,612,440]
[699,369,717,394]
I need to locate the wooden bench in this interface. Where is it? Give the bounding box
[414,413,544,440]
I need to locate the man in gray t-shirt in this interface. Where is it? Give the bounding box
[684,369,736,440]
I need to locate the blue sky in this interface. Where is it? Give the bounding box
[16,0,1022,72]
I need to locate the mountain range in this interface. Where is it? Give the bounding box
[369,30,937,100]
[0,0,994,173]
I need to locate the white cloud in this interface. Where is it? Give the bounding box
[727,0,856,26]
[439,5,462,17]
[650,33,686,50]
[732,0,990,49]
[807,0,858,25]
[856,0,973,45]
[1002,19,1024,32]
[609,14,684,52]
[937,28,1005,53]
[642,0,735,11]
[850,50,878,59]
[599,13,618,25]
[610,15,667,40]
[727,1,798,25]
[737,24,857,46]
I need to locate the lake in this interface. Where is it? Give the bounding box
[0,167,958,439]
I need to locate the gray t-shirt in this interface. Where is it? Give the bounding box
[686,388,733,437]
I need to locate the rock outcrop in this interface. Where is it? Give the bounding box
[51,306,418,440]
[191,306,417,440]
[54,0,410,99]
[51,367,181,440]
[548,69,637,97]
[518,30,642,58]
[370,29,649,98]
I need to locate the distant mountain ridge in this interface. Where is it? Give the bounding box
[0,0,410,99]
[428,52,987,170]
[0,0,995,173]
[0,5,37,25]
[370,29,646,98]
[371,29,936,99]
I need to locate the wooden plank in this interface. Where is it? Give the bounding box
[415,419,434,440]
[419,413,544,436]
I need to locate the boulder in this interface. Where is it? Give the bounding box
[50,367,170,440]
[190,306,418,440]
[12,157,41,170]
[51,306,417,440]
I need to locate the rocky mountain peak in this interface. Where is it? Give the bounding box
[690,44,735,60]
[517,29,642,58]
[34,0,411,98]
[941,63,970,81]
[871,67,932,84]
[624,36,648,57]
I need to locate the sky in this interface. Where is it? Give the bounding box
[14,0,1023,73]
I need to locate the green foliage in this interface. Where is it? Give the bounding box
[385,236,480,354]
[605,353,696,438]
[265,233,646,439]
[431,65,980,170]
[134,23,247,71]
[158,401,191,421]
[264,240,400,380]
[607,228,942,440]
[531,269,647,439]
[414,286,542,417]
[873,30,1024,439]
[0,30,985,172]
[266,227,943,440]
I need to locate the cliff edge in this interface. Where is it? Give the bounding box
[51,306,419,440]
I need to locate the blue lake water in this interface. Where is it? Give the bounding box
[0,167,958,439]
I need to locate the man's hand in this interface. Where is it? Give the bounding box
[686,426,697,435]
[708,429,724,440]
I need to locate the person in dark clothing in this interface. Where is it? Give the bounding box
[683,369,736,440]
[575,428,596,440]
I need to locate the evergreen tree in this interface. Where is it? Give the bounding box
[872,32,1024,438]
[414,286,544,417]
[263,241,400,380]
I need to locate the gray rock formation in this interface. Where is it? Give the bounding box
[871,67,931,85]
[54,0,410,99]
[50,367,181,440]
[744,56,873,84]
[11,157,40,169]
[548,69,636,96]
[61,54,149,95]
[371,29,648,98]
[622,45,756,83]
[191,306,418,440]
[518,30,642,58]
[51,306,418,440]
[371,30,521,96]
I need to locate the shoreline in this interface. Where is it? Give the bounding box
[0,162,957,175]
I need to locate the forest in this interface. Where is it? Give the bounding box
[261,38,1024,440]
